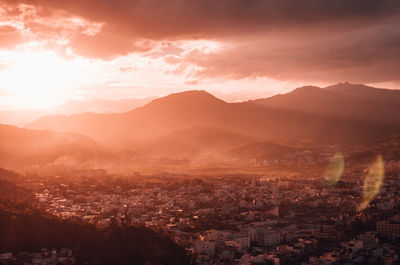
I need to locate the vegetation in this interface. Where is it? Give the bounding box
[0,203,189,265]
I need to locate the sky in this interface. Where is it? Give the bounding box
[0,0,400,110]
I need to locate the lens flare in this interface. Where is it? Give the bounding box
[357,155,384,212]
[324,152,344,188]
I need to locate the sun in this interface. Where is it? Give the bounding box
[1,49,82,109]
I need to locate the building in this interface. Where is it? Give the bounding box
[377,221,400,240]
[226,234,250,251]
[256,229,281,247]
[194,240,216,255]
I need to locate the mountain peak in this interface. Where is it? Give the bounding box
[284,85,348,100]
[162,90,223,102]
[324,82,400,100]
[325,82,372,91]
[140,90,226,110]
[290,85,325,95]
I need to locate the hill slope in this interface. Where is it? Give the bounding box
[226,141,298,161]
[0,124,106,168]
[350,134,400,163]
[143,126,254,158]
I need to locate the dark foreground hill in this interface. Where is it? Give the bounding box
[0,207,189,265]
[0,168,189,265]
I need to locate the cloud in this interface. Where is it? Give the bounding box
[0,25,22,49]
[69,26,153,59]
[119,66,134,73]
[169,19,400,83]
[0,0,400,83]
[3,0,400,38]
[144,42,184,59]
[184,80,198,86]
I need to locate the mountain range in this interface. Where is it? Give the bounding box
[27,83,400,150]
[252,82,400,125]
[1,82,399,169]
[0,97,155,127]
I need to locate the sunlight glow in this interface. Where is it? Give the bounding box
[0,50,84,109]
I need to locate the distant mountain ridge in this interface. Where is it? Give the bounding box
[253,82,400,125]
[0,124,106,168]
[0,97,156,127]
[56,97,156,114]
[27,84,400,151]
[325,82,400,101]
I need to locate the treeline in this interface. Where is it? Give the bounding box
[0,204,189,265]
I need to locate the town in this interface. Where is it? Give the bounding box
[5,158,397,265]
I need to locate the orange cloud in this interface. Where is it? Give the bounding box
[70,26,153,59]
[0,25,21,48]
[0,0,399,83]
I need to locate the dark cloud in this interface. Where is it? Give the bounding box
[174,21,400,83]
[3,0,400,38]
